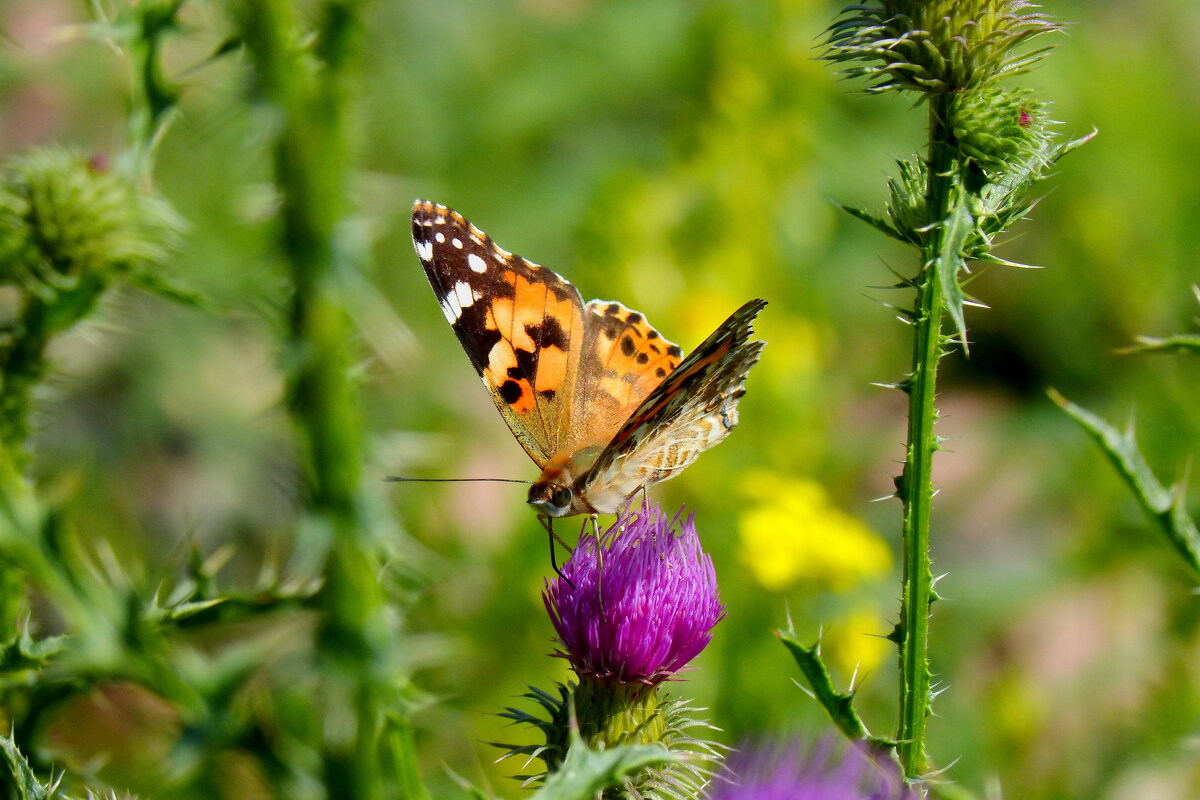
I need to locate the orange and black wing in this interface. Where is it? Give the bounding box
[578,299,766,513]
[412,200,585,468]
[562,299,685,454]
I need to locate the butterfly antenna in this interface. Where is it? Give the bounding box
[384,476,533,484]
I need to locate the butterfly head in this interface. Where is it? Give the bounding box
[527,480,575,518]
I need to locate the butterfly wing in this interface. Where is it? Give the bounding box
[578,298,767,513]
[412,200,585,468]
[563,299,685,453]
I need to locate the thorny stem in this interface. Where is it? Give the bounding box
[0,278,105,467]
[238,2,396,799]
[0,299,52,461]
[896,93,956,778]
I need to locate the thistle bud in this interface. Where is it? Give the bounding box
[950,87,1052,174]
[0,148,177,295]
[824,1,1061,96]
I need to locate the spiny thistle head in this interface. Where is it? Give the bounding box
[497,503,726,797]
[0,148,179,295]
[708,739,913,800]
[544,501,725,686]
[824,1,1062,95]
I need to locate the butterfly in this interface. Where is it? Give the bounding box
[412,200,766,519]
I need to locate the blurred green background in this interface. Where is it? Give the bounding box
[2,1,1198,797]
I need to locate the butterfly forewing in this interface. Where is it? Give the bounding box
[412,200,585,467]
[579,298,767,512]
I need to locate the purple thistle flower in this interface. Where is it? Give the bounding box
[709,739,913,800]
[543,500,725,686]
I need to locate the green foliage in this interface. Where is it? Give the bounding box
[1051,390,1200,578]
[1121,286,1200,355]
[778,628,894,753]
[496,682,722,799]
[526,719,681,800]
[2,731,76,800]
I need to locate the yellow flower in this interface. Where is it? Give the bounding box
[825,606,891,677]
[738,471,890,591]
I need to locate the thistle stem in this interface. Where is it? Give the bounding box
[896,94,957,778]
[0,298,52,461]
[237,2,397,798]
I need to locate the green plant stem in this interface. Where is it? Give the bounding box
[0,276,105,466]
[0,299,52,464]
[896,94,957,778]
[237,2,396,798]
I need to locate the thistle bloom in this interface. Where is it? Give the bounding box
[500,502,725,796]
[544,501,725,686]
[710,740,912,800]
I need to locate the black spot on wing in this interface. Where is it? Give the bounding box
[514,347,538,378]
[499,380,523,404]
[453,301,502,376]
[667,344,683,358]
[525,317,568,351]
[620,336,635,356]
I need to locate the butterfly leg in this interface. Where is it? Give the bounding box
[584,514,607,617]
[539,515,575,588]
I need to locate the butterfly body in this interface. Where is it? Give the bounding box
[412,200,765,517]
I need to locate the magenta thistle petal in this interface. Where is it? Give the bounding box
[710,740,914,800]
[543,501,725,685]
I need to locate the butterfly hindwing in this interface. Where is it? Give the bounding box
[565,300,684,453]
[412,200,585,467]
[579,298,767,512]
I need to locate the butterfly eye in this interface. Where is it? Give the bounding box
[551,487,573,510]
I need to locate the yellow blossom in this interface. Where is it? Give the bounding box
[825,606,891,677]
[738,471,891,591]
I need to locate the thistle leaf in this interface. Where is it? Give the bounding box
[778,628,895,752]
[1,731,81,799]
[1050,390,1200,578]
[0,630,67,682]
[1119,335,1200,356]
[529,727,678,800]
[838,203,908,244]
[934,192,974,349]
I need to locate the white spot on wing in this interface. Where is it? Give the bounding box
[468,253,488,273]
[415,240,433,261]
[453,281,475,310]
[440,293,460,322]
[452,238,463,249]
[434,232,445,243]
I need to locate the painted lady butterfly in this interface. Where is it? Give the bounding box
[412,200,766,518]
